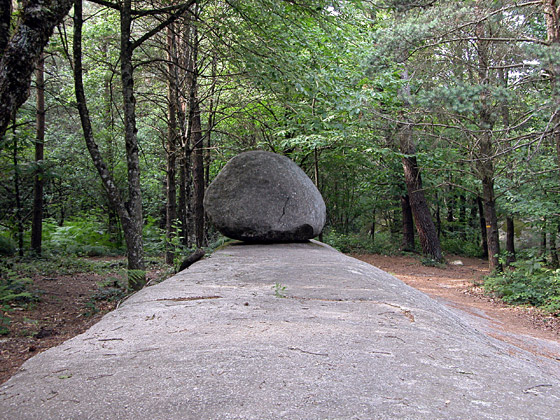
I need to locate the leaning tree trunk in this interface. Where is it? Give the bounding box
[399,123,443,262]
[31,54,45,255]
[0,0,73,139]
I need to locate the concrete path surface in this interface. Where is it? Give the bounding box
[1,242,559,419]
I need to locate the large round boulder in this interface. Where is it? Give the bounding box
[204,151,326,242]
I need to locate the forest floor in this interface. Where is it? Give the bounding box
[1,253,559,385]
[0,258,170,385]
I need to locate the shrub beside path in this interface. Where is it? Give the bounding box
[1,242,559,419]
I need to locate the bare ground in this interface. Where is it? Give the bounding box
[0,262,169,385]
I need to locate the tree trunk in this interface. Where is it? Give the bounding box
[481,173,501,271]
[476,196,488,259]
[541,220,548,262]
[458,194,466,240]
[31,54,45,255]
[120,0,146,286]
[0,0,73,139]
[550,227,559,268]
[401,194,415,251]
[188,24,205,248]
[370,207,376,243]
[0,0,11,56]
[13,131,24,256]
[73,0,144,290]
[475,16,501,272]
[165,25,178,265]
[506,216,516,265]
[399,123,442,262]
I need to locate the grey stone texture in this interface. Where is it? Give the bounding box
[1,242,559,420]
[204,150,326,242]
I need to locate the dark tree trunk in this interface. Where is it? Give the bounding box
[73,0,144,290]
[192,103,205,248]
[0,0,74,139]
[13,132,24,256]
[165,25,178,265]
[31,54,45,255]
[458,194,466,240]
[120,0,146,286]
[0,0,11,55]
[446,188,454,232]
[541,221,548,262]
[477,196,489,259]
[475,15,501,272]
[188,24,205,248]
[481,174,501,271]
[506,216,516,265]
[550,227,559,268]
[399,123,442,262]
[401,194,415,251]
[370,207,376,243]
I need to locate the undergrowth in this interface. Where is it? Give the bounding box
[484,258,560,314]
[323,230,398,255]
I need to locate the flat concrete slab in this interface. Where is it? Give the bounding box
[1,242,559,419]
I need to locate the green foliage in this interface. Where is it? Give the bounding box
[0,261,37,335]
[42,218,123,256]
[0,234,16,256]
[324,230,399,255]
[484,259,560,314]
[440,236,484,258]
[420,257,446,268]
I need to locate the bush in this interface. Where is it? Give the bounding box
[440,236,484,258]
[42,218,122,256]
[323,230,399,255]
[484,259,560,314]
[0,263,37,335]
[0,234,16,257]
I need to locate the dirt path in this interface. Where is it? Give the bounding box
[353,253,560,363]
[0,261,168,385]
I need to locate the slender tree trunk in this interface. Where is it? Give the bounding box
[73,0,144,290]
[120,0,146,286]
[165,25,178,265]
[31,54,45,255]
[475,15,501,272]
[458,194,466,240]
[550,227,559,268]
[541,220,548,262]
[399,123,442,262]
[506,216,516,265]
[370,207,376,243]
[477,196,489,259]
[13,130,24,256]
[188,24,205,248]
[401,194,415,251]
[446,188,454,232]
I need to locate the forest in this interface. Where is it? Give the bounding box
[2,0,560,320]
